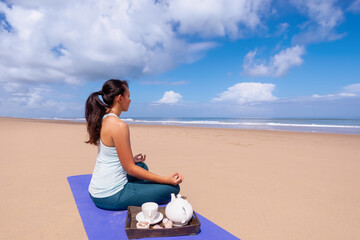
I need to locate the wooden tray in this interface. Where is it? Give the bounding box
[125,206,201,239]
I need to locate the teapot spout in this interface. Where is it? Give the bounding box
[170,193,175,201]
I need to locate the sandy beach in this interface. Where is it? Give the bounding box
[1,117,360,240]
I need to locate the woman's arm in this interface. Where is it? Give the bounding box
[112,121,183,185]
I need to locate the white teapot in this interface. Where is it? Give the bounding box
[165,193,193,226]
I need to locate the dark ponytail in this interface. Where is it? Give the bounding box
[85,79,129,145]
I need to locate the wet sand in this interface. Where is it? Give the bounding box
[0,117,359,239]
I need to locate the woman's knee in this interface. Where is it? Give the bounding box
[160,184,180,204]
[163,184,180,196]
[174,184,180,195]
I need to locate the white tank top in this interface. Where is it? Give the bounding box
[88,113,128,198]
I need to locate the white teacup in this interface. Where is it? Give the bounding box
[141,202,158,222]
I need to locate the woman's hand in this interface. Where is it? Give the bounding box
[133,153,146,163]
[165,172,184,186]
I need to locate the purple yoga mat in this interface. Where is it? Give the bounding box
[67,174,240,240]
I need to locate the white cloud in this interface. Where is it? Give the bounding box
[0,82,67,110]
[342,83,360,94]
[312,83,360,99]
[0,0,356,118]
[213,82,277,104]
[155,90,183,104]
[0,0,275,117]
[338,93,357,97]
[168,0,271,38]
[0,0,272,87]
[291,0,345,44]
[243,45,305,77]
[312,93,356,99]
[348,0,360,13]
[273,22,290,37]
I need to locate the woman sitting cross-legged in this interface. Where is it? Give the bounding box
[85,79,183,210]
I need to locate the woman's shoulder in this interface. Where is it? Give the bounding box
[103,115,128,130]
[101,116,129,145]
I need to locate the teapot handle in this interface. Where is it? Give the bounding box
[181,207,187,224]
[182,207,186,216]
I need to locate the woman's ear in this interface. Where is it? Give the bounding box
[117,95,122,102]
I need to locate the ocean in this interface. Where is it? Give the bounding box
[42,117,360,135]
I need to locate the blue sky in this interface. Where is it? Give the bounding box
[0,0,360,119]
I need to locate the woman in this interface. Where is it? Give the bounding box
[85,79,183,210]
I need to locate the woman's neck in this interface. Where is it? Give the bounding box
[107,107,121,117]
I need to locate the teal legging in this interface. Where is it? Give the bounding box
[89,162,180,210]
